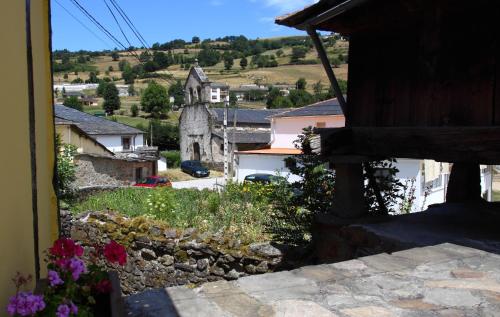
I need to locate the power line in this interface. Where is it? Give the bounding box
[103,0,133,49]
[69,0,141,61]
[53,0,113,49]
[109,0,150,50]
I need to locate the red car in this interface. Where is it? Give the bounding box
[134,176,172,188]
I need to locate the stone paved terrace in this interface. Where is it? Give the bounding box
[125,243,500,316]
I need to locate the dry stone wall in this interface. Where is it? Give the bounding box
[63,211,284,294]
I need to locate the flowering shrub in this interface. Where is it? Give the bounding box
[6,238,127,316]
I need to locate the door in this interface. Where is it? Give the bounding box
[135,167,143,184]
[193,142,201,161]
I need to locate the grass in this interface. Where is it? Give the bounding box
[160,168,223,182]
[71,185,272,242]
[493,191,500,201]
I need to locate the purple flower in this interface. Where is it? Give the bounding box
[67,258,86,281]
[69,302,78,315]
[56,304,70,317]
[6,292,45,316]
[48,270,64,287]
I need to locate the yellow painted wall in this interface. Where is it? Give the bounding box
[56,124,113,157]
[0,0,58,312]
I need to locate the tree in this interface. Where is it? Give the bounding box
[224,55,234,70]
[122,66,136,85]
[313,80,324,96]
[197,48,221,67]
[77,55,86,64]
[168,80,185,107]
[289,89,314,107]
[111,51,120,61]
[63,96,83,111]
[276,49,284,57]
[139,51,151,63]
[63,73,68,80]
[240,57,248,70]
[290,46,308,63]
[192,36,200,44]
[141,81,170,118]
[118,60,130,71]
[87,72,99,83]
[131,104,139,117]
[229,92,238,107]
[96,82,108,97]
[108,66,114,72]
[102,83,120,115]
[296,78,307,90]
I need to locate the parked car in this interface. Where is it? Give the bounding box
[244,174,286,185]
[134,176,172,188]
[181,160,210,178]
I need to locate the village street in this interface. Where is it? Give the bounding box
[172,177,226,190]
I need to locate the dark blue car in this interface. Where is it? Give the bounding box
[181,160,210,178]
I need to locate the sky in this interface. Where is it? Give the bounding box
[51,0,319,51]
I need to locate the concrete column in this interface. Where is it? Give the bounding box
[330,163,366,218]
[446,163,482,203]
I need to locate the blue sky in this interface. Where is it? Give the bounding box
[51,0,318,51]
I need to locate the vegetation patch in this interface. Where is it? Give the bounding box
[71,184,272,243]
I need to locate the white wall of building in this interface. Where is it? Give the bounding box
[235,154,301,183]
[95,134,144,153]
[210,88,221,103]
[158,157,168,172]
[270,115,345,148]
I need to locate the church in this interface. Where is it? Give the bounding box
[179,63,283,169]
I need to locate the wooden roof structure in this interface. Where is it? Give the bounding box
[277,0,500,164]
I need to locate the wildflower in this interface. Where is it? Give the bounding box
[69,302,78,315]
[56,304,70,317]
[48,270,64,287]
[7,292,45,316]
[67,258,86,281]
[49,238,84,259]
[103,240,127,266]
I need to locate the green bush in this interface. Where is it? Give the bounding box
[161,150,181,168]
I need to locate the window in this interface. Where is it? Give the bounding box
[212,88,218,93]
[316,122,326,128]
[122,137,131,151]
[212,95,218,100]
[220,143,224,152]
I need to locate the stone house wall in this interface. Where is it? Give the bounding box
[74,155,156,187]
[65,212,284,294]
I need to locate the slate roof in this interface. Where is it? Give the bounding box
[193,66,210,83]
[212,130,271,144]
[210,82,229,89]
[54,105,144,136]
[210,108,285,125]
[272,98,344,118]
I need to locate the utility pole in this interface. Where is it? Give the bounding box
[223,97,229,183]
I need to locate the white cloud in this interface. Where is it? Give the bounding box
[252,0,319,13]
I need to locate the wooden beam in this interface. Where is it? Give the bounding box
[316,126,500,164]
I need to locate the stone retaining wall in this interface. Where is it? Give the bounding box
[64,211,284,294]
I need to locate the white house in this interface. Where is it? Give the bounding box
[235,98,493,213]
[54,105,145,153]
[235,98,344,183]
[209,83,229,103]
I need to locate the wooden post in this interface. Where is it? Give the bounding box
[330,163,366,218]
[446,163,482,203]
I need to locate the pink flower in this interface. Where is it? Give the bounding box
[50,238,84,259]
[103,241,127,266]
[7,292,45,316]
[48,270,64,287]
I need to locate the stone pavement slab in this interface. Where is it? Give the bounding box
[125,243,500,316]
